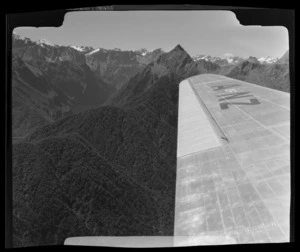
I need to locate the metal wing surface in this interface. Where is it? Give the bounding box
[175,74,290,245]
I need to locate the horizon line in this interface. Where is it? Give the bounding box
[12,31,288,59]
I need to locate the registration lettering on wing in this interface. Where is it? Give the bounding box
[211,84,260,110]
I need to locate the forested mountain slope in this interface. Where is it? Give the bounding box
[12,44,200,247]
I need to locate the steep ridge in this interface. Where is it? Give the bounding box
[85,48,164,89]
[12,44,199,247]
[13,34,115,102]
[12,55,74,138]
[106,45,199,107]
[12,34,116,137]
[135,48,165,65]
[196,59,221,73]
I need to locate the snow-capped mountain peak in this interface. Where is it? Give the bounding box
[192,55,212,61]
[70,45,95,54]
[193,53,278,65]
[224,55,245,64]
[192,54,244,65]
[258,56,278,64]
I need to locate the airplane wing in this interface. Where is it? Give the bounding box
[174,74,290,245]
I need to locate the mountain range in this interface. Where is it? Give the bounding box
[12,34,166,138]
[192,54,279,65]
[193,52,289,92]
[11,33,290,247]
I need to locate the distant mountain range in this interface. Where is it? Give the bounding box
[11,33,290,247]
[192,51,289,92]
[192,54,279,65]
[192,54,245,65]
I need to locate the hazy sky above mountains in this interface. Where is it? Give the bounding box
[14,11,289,58]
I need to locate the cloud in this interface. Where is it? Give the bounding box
[223,53,234,58]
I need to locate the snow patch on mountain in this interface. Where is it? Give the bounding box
[70,46,86,52]
[258,56,278,64]
[135,48,163,56]
[227,58,233,63]
[135,48,150,56]
[85,48,100,56]
[192,55,212,61]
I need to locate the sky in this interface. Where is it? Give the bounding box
[14,11,289,58]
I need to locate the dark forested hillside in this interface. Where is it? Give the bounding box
[12,44,201,247]
[13,134,164,246]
